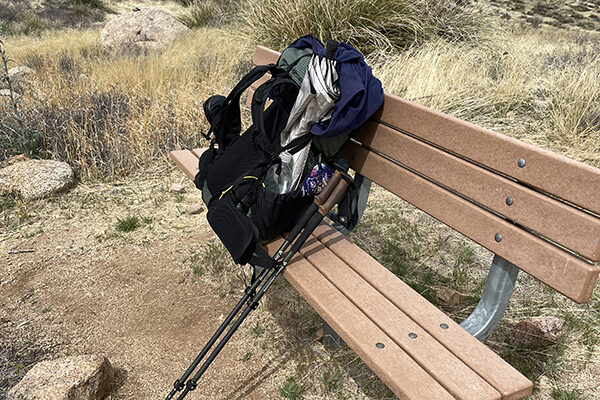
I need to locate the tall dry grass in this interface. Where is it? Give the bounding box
[242,0,489,53]
[2,12,600,177]
[369,27,600,167]
[1,28,251,177]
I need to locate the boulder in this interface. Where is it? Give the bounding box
[510,316,567,348]
[100,8,190,53]
[8,66,35,80]
[186,203,204,215]
[9,355,114,400]
[0,88,21,100]
[0,159,75,200]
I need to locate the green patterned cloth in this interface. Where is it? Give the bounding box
[277,47,313,85]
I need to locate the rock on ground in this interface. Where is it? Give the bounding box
[9,355,114,400]
[186,202,204,215]
[100,8,190,53]
[510,316,567,348]
[169,183,186,193]
[1,66,34,89]
[8,66,35,80]
[1,88,13,97]
[435,288,462,307]
[0,159,75,200]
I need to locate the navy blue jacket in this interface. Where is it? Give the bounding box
[289,36,384,137]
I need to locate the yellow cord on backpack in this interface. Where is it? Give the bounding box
[219,185,233,200]
[243,175,265,187]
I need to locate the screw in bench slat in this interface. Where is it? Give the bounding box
[495,233,503,242]
[376,342,385,349]
[518,158,526,168]
[440,323,449,329]
[408,333,418,339]
[506,197,514,206]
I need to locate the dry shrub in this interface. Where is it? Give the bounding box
[4,21,600,178]
[0,0,109,36]
[5,28,251,178]
[242,0,490,53]
[367,27,600,167]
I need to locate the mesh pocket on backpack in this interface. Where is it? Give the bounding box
[250,186,312,242]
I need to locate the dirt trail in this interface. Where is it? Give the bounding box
[0,168,306,399]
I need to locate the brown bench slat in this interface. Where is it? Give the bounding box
[298,236,501,400]
[375,94,600,216]
[252,45,280,66]
[245,88,255,108]
[263,241,458,400]
[169,150,199,180]
[314,224,533,400]
[354,121,600,261]
[191,148,206,158]
[248,45,278,107]
[340,142,600,303]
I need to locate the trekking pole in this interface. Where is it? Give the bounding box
[167,171,351,400]
[166,247,294,400]
[165,267,271,400]
[166,240,294,400]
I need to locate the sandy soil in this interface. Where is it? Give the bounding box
[0,167,302,399]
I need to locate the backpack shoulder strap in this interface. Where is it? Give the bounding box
[250,73,299,154]
[207,64,286,151]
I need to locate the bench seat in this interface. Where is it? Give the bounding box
[266,225,532,400]
[169,149,533,399]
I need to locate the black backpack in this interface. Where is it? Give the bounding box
[194,41,355,268]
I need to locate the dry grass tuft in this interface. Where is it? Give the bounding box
[1,28,251,178]
[177,0,240,29]
[242,0,490,53]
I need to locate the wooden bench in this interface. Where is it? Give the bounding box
[169,45,600,399]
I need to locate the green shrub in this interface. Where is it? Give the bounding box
[0,41,43,162]
[551,387,586,400]
[242,0,489,53]
[68,0,106,7]
[115,215,140,232]
[1,11,53,36]
[280,376,304,400]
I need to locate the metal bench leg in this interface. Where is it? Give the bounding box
[459,255,519,341]
[322,320,341,347]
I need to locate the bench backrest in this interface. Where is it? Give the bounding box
[250,45,600,303]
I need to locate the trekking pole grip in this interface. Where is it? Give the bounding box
[318,175,350,216]
[314,171,342,206]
